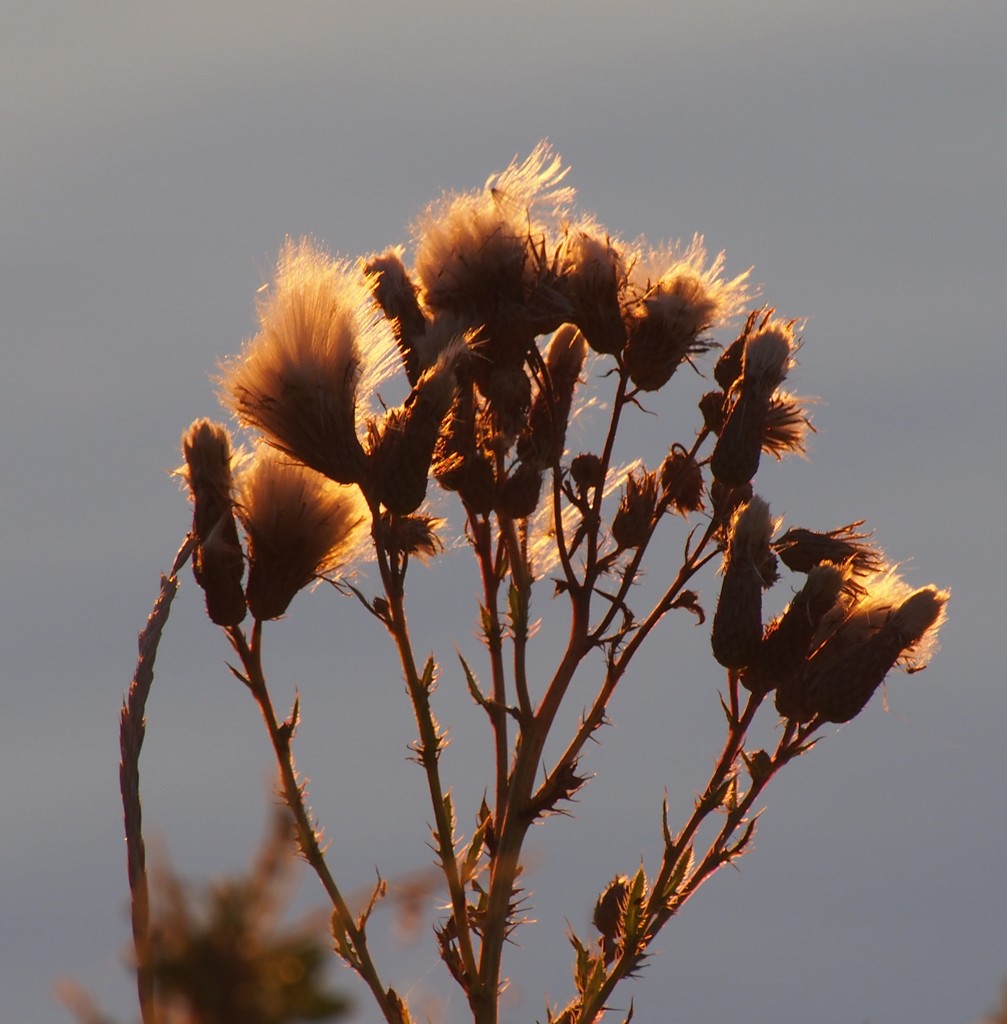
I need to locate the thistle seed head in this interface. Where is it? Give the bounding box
[623,237,750,392]
[220,238,399,485]
[798,576,948,723]
[235,447,369,621]
[558,220,627,355]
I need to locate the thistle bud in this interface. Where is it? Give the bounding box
[570,452,604,496]
[496,460,544,519]
[659,445,704,515]
[711,497,776,669]
[698,391,727,435]
[363,248,429,386]
[593,876,630,966]
[180,420,246,627]
[611,471,659,550]
[744,564,845,698]
[518,325,587,470]
[710,318,796,488]
[367,343,461,515]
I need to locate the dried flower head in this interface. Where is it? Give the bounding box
[800,575,949,722]
[746,563,846,699]
[659,444,705,515]
[774,521,885,577]
[221,238,400,485]
[413,143,573,365]
[623,237,751,392]
[180,419,247,626]
[236,446,370,620]
[762,392,815,459]
[557,219,628,355]
[611,469,660,550]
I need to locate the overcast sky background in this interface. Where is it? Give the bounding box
[3,2,1005,1022]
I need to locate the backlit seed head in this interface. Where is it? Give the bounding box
[220,238,399,485]
[413,143,573,359]
[797,576,948,723]
[236,447,369,621]
[623,238,749,393]
[558,220,628,356]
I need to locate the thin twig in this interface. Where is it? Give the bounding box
[120,534,195,1024]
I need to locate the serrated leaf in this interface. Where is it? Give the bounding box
[457,650,491,709]
[662,845,694,904]
[420,655,438,693]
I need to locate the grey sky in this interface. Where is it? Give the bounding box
[3,2,1005,1022]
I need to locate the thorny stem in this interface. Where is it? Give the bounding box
[575,695,816,1024]
[226,622,402,1023]
[372,530,485,1011]
[470,513,513,819]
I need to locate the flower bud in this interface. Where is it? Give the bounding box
[496,460,544,519]
[611,471,659,550]
[517,325,587,471]
[659,445,704,515]
[744,564,845,698]
[363,248,429,386]
[180,420,246,627]
[367,343,461,515]
[711,497,776,669]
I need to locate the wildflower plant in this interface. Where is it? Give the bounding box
[125,143,948,1024]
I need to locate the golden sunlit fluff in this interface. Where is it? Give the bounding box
[140,146,952,1024]
[221,238,400,486]
[624,237,751,392]
[235,446,370,621]
[799,572,949,722]
[412,143,573,354]
[558,219,628,355]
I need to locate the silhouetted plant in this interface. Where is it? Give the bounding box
[127,144,948,1024]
